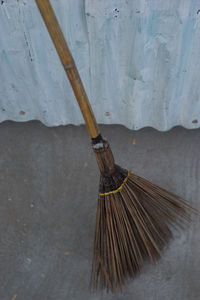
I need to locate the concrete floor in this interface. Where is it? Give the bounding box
[0,121,199,300]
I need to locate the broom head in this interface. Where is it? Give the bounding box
[91,140,195,292]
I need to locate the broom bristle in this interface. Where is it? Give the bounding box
[91,164,195,292]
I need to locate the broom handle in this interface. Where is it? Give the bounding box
[35,0,100,139]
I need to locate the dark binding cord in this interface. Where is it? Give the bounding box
[91,134,104,145]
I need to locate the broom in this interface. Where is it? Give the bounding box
[35,0,195,292]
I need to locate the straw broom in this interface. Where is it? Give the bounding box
[35,0,195,292]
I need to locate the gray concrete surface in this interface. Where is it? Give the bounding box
[0,121,199,300]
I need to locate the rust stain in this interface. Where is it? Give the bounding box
[192,119,198,124]
[19,111,25,115]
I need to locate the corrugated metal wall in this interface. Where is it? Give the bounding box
[0,0,200,130]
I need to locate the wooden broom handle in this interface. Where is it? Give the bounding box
[35,0,100,139]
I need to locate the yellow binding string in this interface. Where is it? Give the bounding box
[99,171,131,196]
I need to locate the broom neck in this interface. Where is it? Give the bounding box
[35,0,100,139]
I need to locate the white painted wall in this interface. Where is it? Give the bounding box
[0,0,200,130]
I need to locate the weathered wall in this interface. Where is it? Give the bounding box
[0,0,200,130]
